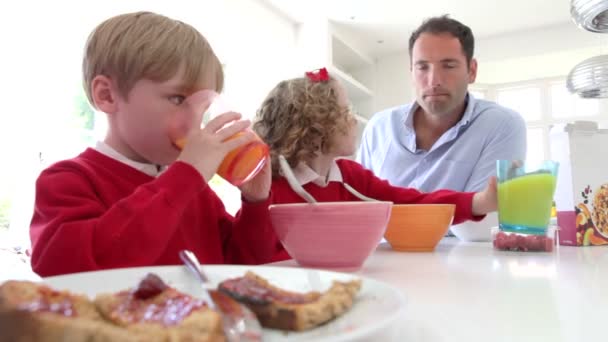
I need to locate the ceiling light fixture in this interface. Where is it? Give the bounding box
[568,0,608,97]
[571,0,608,32]
[567,54,608,98]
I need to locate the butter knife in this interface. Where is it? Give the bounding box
[179,250,262,342]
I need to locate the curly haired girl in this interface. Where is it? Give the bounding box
[254,68,497,260]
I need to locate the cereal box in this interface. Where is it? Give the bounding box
[550,121,608,246]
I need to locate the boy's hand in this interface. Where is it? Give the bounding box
[239,159,271,203]
[472,176,498,216]
[178,112,255,182]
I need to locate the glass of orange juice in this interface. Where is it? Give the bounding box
[175,90,269,186]
[497,160,559,235]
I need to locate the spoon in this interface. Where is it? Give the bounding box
[343,183,380,202]
[179,250,262,341]
[278,155,317,203]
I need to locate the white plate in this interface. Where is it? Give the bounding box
[44,265,406,342]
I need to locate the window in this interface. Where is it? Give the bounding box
[549,82,599,119]
[469,84,489,100]
[526,128,545,166]
[1,79,94,245]
[496,86,542,122]
[469,90,486,99]
[486,78,606,165]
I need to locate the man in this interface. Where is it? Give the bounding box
[358,15,526,193]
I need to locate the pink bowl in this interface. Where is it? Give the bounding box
[269,201,392,271]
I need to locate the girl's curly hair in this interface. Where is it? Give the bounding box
[253,76,352,177]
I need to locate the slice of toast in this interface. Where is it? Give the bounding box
[94,273,225,342]
[218,271,361,331]
[0,273,225,342]
[0,280,139,342]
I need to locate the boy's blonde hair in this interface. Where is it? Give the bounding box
[253,76,353,177]
[83,11,223,107]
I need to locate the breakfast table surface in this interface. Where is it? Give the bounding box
[271,238,608,342]
[3,237,607,341]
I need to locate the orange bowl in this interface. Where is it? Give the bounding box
[384,204,455,252]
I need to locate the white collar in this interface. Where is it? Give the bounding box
[290,159,343,187]
[95,141,167,177]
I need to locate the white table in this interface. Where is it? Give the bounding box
[272,238,608,342]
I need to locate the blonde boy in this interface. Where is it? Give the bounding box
[30,12,275,276]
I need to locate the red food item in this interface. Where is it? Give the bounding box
[493,231,506,249]
[18,286,75,316]
[132,273,168,300]
[524,236,536,251]
[534,236,548,251]
[97,273,210,326]
[506,233,518,249]
[219,275,315,305]
[112,288,207,326]
[493,231,554,252]
[516,235,527,251]
[544,237,554,252]
[217,271,361,332]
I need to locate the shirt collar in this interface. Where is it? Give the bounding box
[95,141,167,177]
[460,92,478,126]
[290,160,343,187]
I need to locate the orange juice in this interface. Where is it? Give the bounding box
[174,90,270,186]
[175,132,269,186]
[216,132,269,186]
[498,173,557,232]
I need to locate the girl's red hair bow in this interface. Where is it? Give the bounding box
[305,67,329,82]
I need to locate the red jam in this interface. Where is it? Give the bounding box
[219,276,316,304]
[18,286,75,317]
[112,288,208,326]
[132,273,168,300]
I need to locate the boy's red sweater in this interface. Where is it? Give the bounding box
[30,148,276,277]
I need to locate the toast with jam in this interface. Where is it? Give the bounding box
[218,271,361,331]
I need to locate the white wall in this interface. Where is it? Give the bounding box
[331,23,375,66]
[373,52,413,114]
[475,23,604,84]
[476,23,601,62]
[205,1,298,117]
[0,0,297,146]
[372,23,606,112]
[296,17,332,71]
